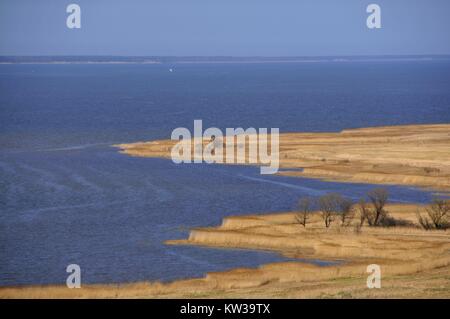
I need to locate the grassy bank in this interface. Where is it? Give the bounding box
[117,124,450,191]
[1,203,448,298]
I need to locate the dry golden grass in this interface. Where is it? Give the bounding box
[2,204,449,299]
[168,204,450,263]
[116,124,450,191]
[3,124,449,298]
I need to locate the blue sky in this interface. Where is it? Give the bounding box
[1,0,449,56]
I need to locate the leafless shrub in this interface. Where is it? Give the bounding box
[317,193,355,228]
[295,197,313,228]
[378,215,414,227]
[416,209,434,230]
[417,198,450,230]
[318,193,340,228]
[367,188,389,226]
[427,198,450,229]
[357,199,370,226]
[337,197,354,226]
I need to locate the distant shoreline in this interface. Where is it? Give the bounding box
[1,55,450,65]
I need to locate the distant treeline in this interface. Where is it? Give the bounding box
[1,55,450,64]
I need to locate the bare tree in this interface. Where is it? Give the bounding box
[367,188,389,226]
[417,198,450,230]
[337,197,355,226]
[357,199,371,226]
[295,197,313,228]
[416,209,433,230]
[427,198,450,229]
[318,193,340,228]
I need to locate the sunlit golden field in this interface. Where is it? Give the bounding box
[1,203,448,298]
[117,124,450,191]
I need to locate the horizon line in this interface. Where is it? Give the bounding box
[2,54,450,58]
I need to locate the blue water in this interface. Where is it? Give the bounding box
[0,62,449,286]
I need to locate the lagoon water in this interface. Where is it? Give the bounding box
[1,62,449,286]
